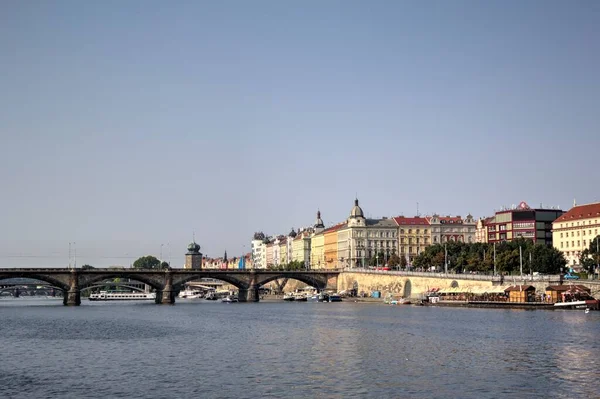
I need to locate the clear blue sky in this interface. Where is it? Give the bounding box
[1,1,598,267]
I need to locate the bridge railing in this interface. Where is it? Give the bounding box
[342,268,564,282]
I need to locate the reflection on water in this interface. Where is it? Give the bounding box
[0,299,599,398]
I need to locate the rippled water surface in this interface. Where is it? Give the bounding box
[0,298,599,398]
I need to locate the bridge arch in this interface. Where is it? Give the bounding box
[172,273,248,292]
[79,273,163,292]
[256,273,328,291]
[0,275,68,292]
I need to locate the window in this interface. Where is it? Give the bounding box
[408,229,412,234]
[571,232,574,237]
[560,233,563,238]
[566,242,569,248]
[561,242,563,248]
[417,229,420,234]
[583,230,586,236]
[572,241,575,247]
[400,229,404,234]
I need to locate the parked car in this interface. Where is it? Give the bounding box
[564,273,579,280]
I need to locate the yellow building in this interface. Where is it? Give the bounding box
[394,216,430,263]
[291,231,311,267]
[278,237,288,265]
[310,233,325,269]
[552,202,600,269]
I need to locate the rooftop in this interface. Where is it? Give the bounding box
[554,202,600,223]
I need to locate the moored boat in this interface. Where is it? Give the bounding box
[283,293,295,301]
[328,294,342,302]
[89,291,156,301]
[294,293,308,302]
[317,292,329,302]
[222,295,238,303]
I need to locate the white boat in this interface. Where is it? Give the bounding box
[222,295,238,303]
[178,288,203,299]
[294,293,308,302]
[89,291,156,301]
[283,293,295,301]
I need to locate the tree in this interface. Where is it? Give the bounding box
[580,235,600,274]
[81,264,94,270]
[399,255,408,269]
[388,254,401,269]
[133,255,162,270]
[160,261,170,269]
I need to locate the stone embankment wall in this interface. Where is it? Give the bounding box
[337,271,496,298]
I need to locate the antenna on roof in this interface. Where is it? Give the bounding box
[417,202,419,217]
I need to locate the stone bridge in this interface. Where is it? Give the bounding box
[0,269,340,305]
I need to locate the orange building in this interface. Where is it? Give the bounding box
[323,223,346,269]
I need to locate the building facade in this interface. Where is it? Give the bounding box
[394,216,430,264]
[291,231,311,268]
[340,199,398,268]
[552,202,600,268]
[475,217,494,243]
[486,202,563,245]
[428,214,476,245]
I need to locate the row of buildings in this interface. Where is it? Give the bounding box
[183,199,600,271]
[250,199,478,270]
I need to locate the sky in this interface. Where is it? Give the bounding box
[1,1,599,268]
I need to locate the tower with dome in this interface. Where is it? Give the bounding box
[184,240,202,269]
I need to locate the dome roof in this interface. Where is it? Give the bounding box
[289,228,297,238]
[314,210,325,228]
[187,241,200,253]
[350,199,364,218]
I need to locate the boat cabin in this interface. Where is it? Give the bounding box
[545,285,592,303]
[504,285,536,303]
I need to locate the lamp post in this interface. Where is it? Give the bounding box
[444,244,448,274]
[519,245,523,278]
[160,244,164,263]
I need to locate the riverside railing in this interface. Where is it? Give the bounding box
[342,268,564,282]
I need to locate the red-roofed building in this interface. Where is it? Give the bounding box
[552,201,600,268]
[394,216,430,263]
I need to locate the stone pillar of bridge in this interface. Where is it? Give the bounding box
[238,285,259,302]
[157,270,175,305]
[64,269,81,306]
[238,270,259,302]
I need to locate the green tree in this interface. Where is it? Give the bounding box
[580,235,600,274]
[388,254,401,269]
[400,255,408,269]
[81,264,94,270]
[132,255,162,269]
[160,261,170,269]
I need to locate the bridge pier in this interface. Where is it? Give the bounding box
[14,288,19,298]
[238,285,259,302]
[156,270,175,305]
[64,270,81,306]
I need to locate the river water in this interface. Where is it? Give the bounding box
[0,298,598,398]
